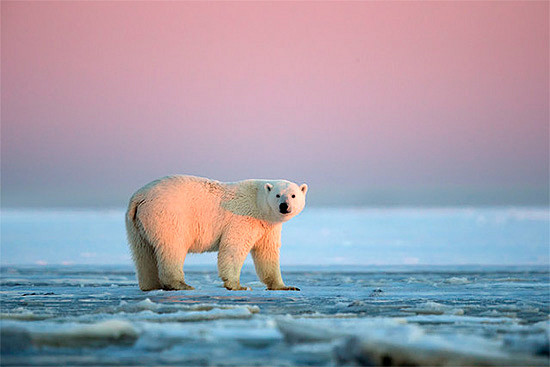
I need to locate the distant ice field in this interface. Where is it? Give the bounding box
[1,207,549,266]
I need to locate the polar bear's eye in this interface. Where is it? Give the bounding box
[276,194,280,198]
[292,194,295,198]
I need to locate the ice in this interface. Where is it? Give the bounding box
[0,326,32,354]
[276,317,342,343]
[444,276,471,284]
[0,249,548,365]
[126,306,259,322]
[403,301,464,315]
[110,298,260,315]
[2,320,138,348]
[0,307,52,321]
[115,298,160,312]
[278,317,549,366]
[208,324,282,349]
[132,323,194,351]
[73,305,260,323]
[405,314,515,324]
[504,333,550,357]
[2,207,549,266]
[34,320,138,348]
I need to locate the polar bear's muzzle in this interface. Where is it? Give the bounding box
[279,202,291,214]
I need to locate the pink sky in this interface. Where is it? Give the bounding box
[2,1,548,206]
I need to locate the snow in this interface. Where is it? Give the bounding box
[1,207,549,266]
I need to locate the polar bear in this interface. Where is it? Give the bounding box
[125,175,307,291]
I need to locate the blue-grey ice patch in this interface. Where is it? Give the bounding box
[402,301,464,315]
[1,319,138,349]
[276,316,548,366]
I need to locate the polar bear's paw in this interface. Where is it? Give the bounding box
[161,281,195,291]
[229,286,252,291]
[268,285,300,291]
[223,282,251,291]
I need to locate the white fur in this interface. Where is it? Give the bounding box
[125,175,307,291]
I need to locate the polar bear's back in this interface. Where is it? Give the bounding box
[133,175,224,208]
[138,175,224,199]
[129,175,232,253]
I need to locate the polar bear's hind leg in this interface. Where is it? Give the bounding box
[156,248,194,290]
[128,226,162,291]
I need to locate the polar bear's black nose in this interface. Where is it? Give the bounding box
[279,203,290,214]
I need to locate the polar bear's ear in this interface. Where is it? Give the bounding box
[300,184,308,194]
[265,183,273,192]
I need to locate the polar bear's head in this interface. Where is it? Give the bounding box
[262,180,308,222]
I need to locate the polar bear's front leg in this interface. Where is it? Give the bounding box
[217,223,260,291]
[251,227,300,291]
[217,246,251,291]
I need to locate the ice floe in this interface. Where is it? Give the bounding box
[277,316,548,366]
[403,301,464,315]
[0,307,52,321]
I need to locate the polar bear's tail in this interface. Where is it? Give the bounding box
[125,194,140,223]
[125,192,145,243]
[126,193,162,291]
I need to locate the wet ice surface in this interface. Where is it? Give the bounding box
[1,265,548,366]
